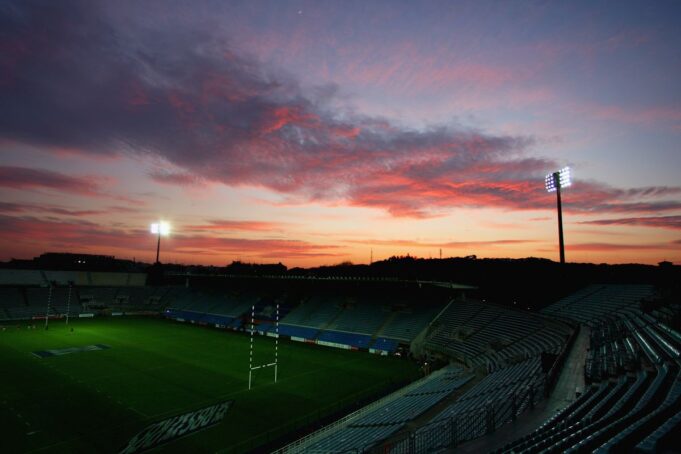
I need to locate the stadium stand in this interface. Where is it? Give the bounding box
[378,305,442,342]
[9,274,673,454]
[425,299,568,367]
[317,330,373,349]
[0,269,146,287]
[281,295,345,328]
[0,285,83,320]
[167,294,444,350]
[0,269,44,286]
[11,267,678,454]
[160,287,449,353]
[42,270,79,285]
[278,284,681,453]
[371,337,400,353]
[277,307,573,453]
[542,284,655,325]
[402,355,546,451]
[90,272,129,286]
[0,287,28,320]
[81,287,119,307]
[295,365,473,453]
[491,289,681,454]
[275,324,319,339]
[327,300,387,335]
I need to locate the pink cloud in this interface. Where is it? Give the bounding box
[0,165,103,196]
[148,170,205,187]
[347,238,537,248]
[579,215,681,230]
[0,165,146,206]
[0,215,341,263]
[2,1,679,221]
[567,242,672,252]
[186,219,291,232]
[0,201,139,217]
[585,104,681,128]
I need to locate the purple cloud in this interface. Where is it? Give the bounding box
[0,165,103,196]
[579,215,681,230]
[1,1,679,219]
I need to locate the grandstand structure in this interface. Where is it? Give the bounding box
[276,284,680,453]
[424,299,569,369]
[274,301,574,453]
[0,269,162,321]
[488,284,679,453]
[165,290,445,354]
[2,266,679,453]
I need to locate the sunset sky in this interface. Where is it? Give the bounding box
[1,0,680,267]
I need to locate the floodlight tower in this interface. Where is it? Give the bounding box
[150,221,170,264]
[545,167,571,264]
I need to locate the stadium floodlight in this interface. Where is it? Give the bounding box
[545,167,571,264]
[150,221,171,264]
[545,166,571,192]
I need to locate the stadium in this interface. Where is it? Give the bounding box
[1,259,679,453]
[2,1,681,453]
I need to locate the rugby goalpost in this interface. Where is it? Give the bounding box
[248,303,279,390]
[45,281,73,329]
[44,283,53,329]
[45,281,74,329]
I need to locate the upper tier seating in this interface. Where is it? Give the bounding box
[0,269,44,285]
[425,299,563,366]
[280,296,345,328]
[542,284,655,325]
[328,301,388,335]
[380,305,442,341]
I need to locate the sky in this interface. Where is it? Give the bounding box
[1,0,680,267]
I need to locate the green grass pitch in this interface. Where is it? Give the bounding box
[0,317,419,453]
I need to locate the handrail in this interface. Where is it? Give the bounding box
[273,367,453,453]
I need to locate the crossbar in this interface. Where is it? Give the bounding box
[250,362,277,371]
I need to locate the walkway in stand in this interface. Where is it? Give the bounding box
[451,325,590,453]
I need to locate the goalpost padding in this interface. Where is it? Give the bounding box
[248,303,279,390]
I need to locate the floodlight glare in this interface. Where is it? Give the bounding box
[545,167,570,192]
[544,167,572,264]
[150,221,171,263]
[150,221,170,236]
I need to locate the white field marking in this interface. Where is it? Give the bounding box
[123,405,148,418]
[17,347,156,419]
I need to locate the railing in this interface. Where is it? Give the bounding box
[170,272,477,289]
[545,323,580,395]
[273,367,453,454]
[368,376,545,454]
